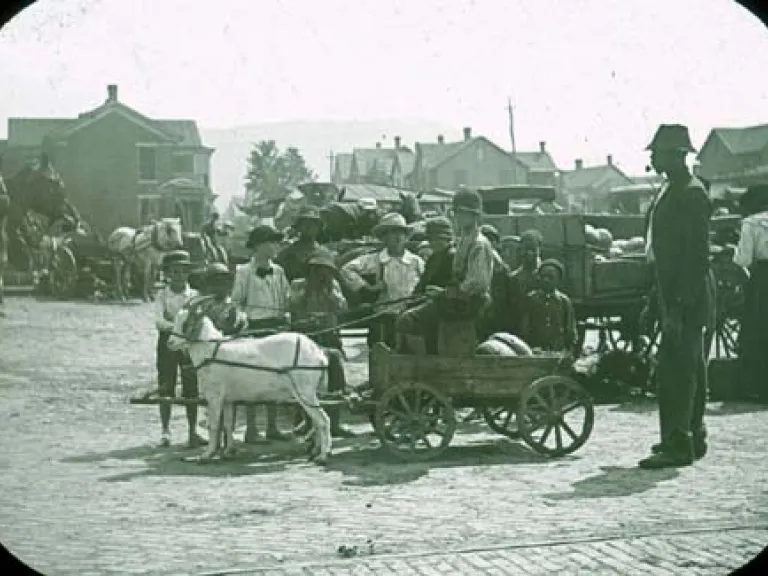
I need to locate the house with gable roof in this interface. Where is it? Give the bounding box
[560,155,634,212]
[511,141,560,187]
[410,127,522,192]
[695,124,768,201]
[0,84,215,235]
[345,136,416,188]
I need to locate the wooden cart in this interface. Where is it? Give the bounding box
[360,342,595,462]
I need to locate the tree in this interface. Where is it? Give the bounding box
[244,141,316,207]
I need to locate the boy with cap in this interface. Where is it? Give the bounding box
[507,229,544,334]
[154,250,207,448]
[519,258,578,355]
[413,216,456,295]
[290,248,355,438]
[231,224,292,443]
[342,212,424,348]
[396,190,495,354]
[276,205,323,282]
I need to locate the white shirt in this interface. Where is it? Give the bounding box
[230,259,291,321]
[155,284,198,333]
[734,211,768,269]
[645,183,668,263]
[342,248,424,310]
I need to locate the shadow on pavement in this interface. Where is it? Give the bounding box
[543,465,679,500]
[609,398,658,414]
[325,436,569,488]
[62,428,568,485]
[705,402,768,416]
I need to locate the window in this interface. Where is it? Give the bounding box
[172,153,194,174]
[138,146,157,181]
[203,174,210,188]
[453,169,468,189]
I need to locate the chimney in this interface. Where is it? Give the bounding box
[375,142,381,149]
[575,159,584,170]
[107,84,118,102]
[539,141,546,153]
[394,136,401,150]
[463,127,472,141]
[606,154,613,166]
[437,134,445,144]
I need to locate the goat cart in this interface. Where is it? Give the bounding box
[355,342,595,462]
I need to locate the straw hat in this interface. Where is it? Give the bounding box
[372,212,412,237]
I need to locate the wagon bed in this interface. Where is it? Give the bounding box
[361,343,595,462]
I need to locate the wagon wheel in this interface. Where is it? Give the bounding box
[482,405,521,439]
[517,375,594,457]
[711,259,747,359]
[373,382,456,462]
[49,245,78,300]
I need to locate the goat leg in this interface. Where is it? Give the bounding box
[221,401,238,459]
[200,395,221,462]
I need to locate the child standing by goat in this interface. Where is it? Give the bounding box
[290,249,355,438]
[154,250,207,448]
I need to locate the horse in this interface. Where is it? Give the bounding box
[3,164,80,232]
[318,188,424,243]
[107,218,184,302]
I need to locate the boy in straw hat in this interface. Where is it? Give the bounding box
[395,190,495,354]
[154,250,207,448]
[638,123,713,470]
[341,212,425,348]
[290,248,355,438]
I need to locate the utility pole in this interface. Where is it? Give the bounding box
[507,97,520,184]
[327,150,335,183]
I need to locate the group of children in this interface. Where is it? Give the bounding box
[154,191,578,447]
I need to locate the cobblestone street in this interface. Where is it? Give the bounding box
[0,297,766,574]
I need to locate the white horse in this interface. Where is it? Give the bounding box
[107,218,183,302]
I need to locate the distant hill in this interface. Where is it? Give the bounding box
[201,119,456,211]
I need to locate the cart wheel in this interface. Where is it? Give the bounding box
[482,405,521,439]
[517,375,594,457]
[373,382,455,462]
[50,245,78,300]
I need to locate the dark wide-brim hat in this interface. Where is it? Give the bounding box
[452,189,483,214]
[425,216,454,240]
[539,258,565,279]
[204,262,234,281]
[294,206,323,226]
[246,224,284,249]
[739,184,768,216]
[162,250,193,270]
[645,124,697,153]
[372,212,413,237]
[306,249,338,272]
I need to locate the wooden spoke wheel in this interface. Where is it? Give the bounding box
[482,405,521,439]
[517,375,594,457]
[49,245,78,300]
[373,382,456,462]
[711,258,747,359]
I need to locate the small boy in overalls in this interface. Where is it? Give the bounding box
[154,250,207,448]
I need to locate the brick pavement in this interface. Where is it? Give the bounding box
[0,297,766,575]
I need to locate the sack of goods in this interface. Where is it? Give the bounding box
[475,333,534,357]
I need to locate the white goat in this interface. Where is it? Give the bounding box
[167,299,332,464]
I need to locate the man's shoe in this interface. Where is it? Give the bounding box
[693,438,707,460]
[638,450,694,469]
[331,426,357,439]
[651,442,664,454]
[266,430,291,442]
[188,433,208,448]
[243,428,263,444]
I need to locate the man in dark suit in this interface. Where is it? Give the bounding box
[639,124,713,470]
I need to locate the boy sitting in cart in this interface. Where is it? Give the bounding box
[519,258,579,357]
[290,248,356,438]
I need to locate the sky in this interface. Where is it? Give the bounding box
[1,0,767,180]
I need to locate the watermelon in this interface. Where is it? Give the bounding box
[595,228,614,250]
[488,333,534,356]
[475,340,517,357]
[609,246,624,258]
